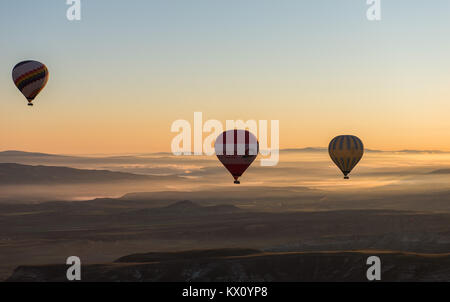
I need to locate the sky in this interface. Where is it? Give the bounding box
[1,0,450,154]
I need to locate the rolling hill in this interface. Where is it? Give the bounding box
[0,163,154,184]
[6,248,450,282]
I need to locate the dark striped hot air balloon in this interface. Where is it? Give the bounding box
[12,60,49,106]
[328,135,364,179]
[215,130,259,184]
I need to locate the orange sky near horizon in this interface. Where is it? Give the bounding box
[1,1,450,154]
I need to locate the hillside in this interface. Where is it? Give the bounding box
[6,249,450,282]
[0,163,153,184]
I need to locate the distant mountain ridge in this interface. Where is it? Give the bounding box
[0,150,68,157]
[2,148,449,159]
[429,169,450,174]
[0,163,153,184]
[279,148,447,153]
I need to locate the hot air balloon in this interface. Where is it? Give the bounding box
[215,129,259,184]
[328,135,364,179]
[12,60,49,106]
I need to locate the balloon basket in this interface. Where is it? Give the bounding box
[27,103,33,106]
[344,176,349,179]
[234,180,240,184]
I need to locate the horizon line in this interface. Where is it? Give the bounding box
[1,148,450,157]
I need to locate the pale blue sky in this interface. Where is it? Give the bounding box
[0,1,450,153]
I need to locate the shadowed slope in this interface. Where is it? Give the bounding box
[6,249,450,282]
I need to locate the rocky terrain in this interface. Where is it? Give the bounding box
[6,248,450,282]
[1,199,450,281]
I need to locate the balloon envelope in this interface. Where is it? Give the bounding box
[328,135,364,179]
[12,60,49,105]
[215,130,259,184]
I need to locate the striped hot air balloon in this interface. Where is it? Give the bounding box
[328,135,364,179]
[12,60,49,106]
[215,130,259,184]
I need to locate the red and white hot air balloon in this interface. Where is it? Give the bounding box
[214,129,259,184]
